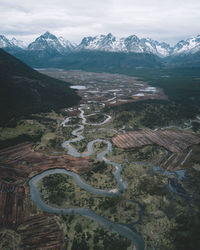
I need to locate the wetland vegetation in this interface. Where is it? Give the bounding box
[1,68,200,250]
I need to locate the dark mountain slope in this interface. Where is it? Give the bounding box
[164,51,200,68]
[13,50,162,70]
[56,51,162,71]
[0,49,80,126]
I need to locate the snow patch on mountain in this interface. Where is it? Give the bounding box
[28,32,75,54]
[0,35,11,48]
[1,32,200,57]
[77,33,125,52]
[0,35,27,49]
[77,34,172,57]
[173,35,200,55]
[58,36,77,51]
[10,38,27,48]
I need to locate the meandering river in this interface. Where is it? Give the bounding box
[29,104,145,250]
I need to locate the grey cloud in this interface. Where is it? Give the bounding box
[0,0,200,45]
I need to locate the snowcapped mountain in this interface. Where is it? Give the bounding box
[77,33,172,57]
[28,31,64,54]
[124,36,172,56]
[0,35,27,50]
[28,32,75,54]
[10,38,27,48]
[1,32,200,58]
[77,33,125,52]
[123,35,142,53]
[173,35,200,55]
[58,36,76,51]
[0,35,12,48]
[139,38,172,57]
[77,33,200,57]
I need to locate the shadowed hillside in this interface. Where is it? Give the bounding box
[0,49,80,126]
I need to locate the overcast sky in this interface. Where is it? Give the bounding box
[1,0,200,45]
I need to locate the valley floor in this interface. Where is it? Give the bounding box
[0,70,200,250]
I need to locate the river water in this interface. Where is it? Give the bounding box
[29,100,190,250]
[29,104,145,250]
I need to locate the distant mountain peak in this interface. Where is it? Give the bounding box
[58,36,76,50]
[0,35,11,48]
[125,34,139,40]
[27,32,76,54]
[10,37,27,48]
[106,33,114,38]
[1,32,200,57]
[28,32,62,53]
[44,31,51,35]
[0,35,26,50]
[41,31,57,40]
[77,33,172,56]
[173,34,200,55]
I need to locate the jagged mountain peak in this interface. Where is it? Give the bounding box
[40,31,57,40]
[10,37,27,48]
[0,35,26,50]
[58,36,77,50]
[105,33,115,39]
[0,35,8,40]
[125,35,140,41]
[43,31,51,36]
[78,33,124,52]
[28,32,64,54]
[27,32,76,54]
[173,34,200,55]
[1,32,200,57]
[0,35,12,48]
[77,33,172,56]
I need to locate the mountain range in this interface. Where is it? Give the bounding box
[1,31,200,70]
[1,31,200,57]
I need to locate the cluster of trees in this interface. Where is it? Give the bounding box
[170,212,200,250]
[70,227,131,250]
[92,228,131,250]
[87,113,105,123]
[92,161,107,174]
[100,196,121,211]
[104,67,200,130]
[84,161,108,179]
[42,174,69,205]
[109,99,198,129]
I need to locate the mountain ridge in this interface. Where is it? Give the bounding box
[0,48,80,126]
[1,32,200,57]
